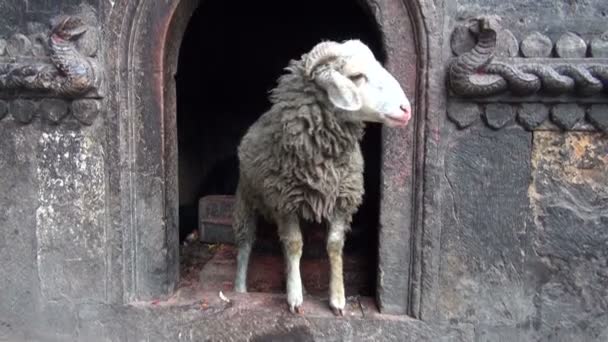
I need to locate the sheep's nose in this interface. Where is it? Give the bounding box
[400,104,411,117]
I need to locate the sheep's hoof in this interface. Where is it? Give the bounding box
[289,303,303,314]
[331,307,345,317]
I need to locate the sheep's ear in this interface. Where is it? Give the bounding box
[317,70,362,111]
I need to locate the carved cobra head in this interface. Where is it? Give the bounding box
[304,39,412,127]
[467,15,502,35]
[51,16,88,41]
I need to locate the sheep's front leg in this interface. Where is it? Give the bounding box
[277,215,304,313]
[233,185,256,293]
[327,218,347,316]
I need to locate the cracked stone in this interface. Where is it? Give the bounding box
[590,31,608,58]
[555,32,587,58]
[447,101,481,128]
[10,100,37,124]
[520,32,553,58]
[550,104,585,130]
[40,99,69,124]
[72,99,101,125]
[587,105,608,132]
[484,103,515,129]
[517,103,549,130]
[0,100,8,120]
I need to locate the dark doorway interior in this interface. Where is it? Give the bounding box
[176,0,385,297]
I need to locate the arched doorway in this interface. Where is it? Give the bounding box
[108,0,428,316]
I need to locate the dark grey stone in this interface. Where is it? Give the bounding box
[439,125,533,325]
[40,99,69,124]
[517,103,549,130]
[450,25,476,56]
[550,104,585,130]
[520,31,553,58]
[447,101,481,128]
[71,99,101,125]
[590,31,608,57]
[555,32,587,58]
[3,295,474,341]
[29,33,48,57]
[76,26,100,57]
[0,100,7,120]
[0,38,6,56]
[0,124,40,340]
[6,33,32,56]
[484,103,516,129]
[587,104,608,132]
[10,99,37,123]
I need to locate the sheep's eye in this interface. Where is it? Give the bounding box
[348,73,366,83]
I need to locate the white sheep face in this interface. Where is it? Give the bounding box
[315,40,412,127]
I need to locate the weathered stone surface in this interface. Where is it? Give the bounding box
[0,125,40,339]
[520,31,553,58]
[29,33,48,57]
[1,0,607,340]
[71,99,101,125]
[530,132,608,340]
[76,26,100,57]
[6,33,32,56]
[495,29,519,57]
[587,104,608,132]
[517,103,549,130]
[39,99,69,124]
[555,32,587,58]
[550,104,585,130]
[484,103,516,129]
[450,25,476,56]
[0,38,6,56]
[35,128,106,301]
[10,99,37,124]
[590,31,608,57]
[0,100,7,120]
[1,294,474,341]
[447,101,481,128]
[439,126,533,325]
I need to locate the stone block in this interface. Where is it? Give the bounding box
[517,103,549,130]
[520,32,553,58]
[439,125,534,325]
[198,195,235,244]
[447,101,481,129]
[484,103,516,129]
[530,132,608,339]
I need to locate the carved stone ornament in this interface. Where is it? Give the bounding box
[447,16,608,132]
[0,15,103,126]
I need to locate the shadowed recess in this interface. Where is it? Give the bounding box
[176,0,385,297]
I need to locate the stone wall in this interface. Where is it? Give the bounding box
[0,0,606,341]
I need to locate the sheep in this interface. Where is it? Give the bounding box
[232,39,412,315]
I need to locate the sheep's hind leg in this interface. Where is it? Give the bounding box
[327,217,347,316]
[233,187,256,293]
[277,215,304,314]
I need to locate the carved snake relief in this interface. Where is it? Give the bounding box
[0,16,97,97]
[448,16,608,97]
